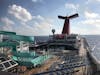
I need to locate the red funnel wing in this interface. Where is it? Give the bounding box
[68,13,78,19]
[58,16,66,19]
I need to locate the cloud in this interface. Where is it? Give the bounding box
[86,0,100,4]
[84,11,99,19]
[96,0,100,1]
[83,11,100,28]
[88,0,100,2]
[65,3,79,10]
[0,17,15,31]
[32,16,54,35]
[33,15,44,21]
[81,19,100,26]
[1,17,15,25]
[8,4,32,22]
[72,26,90,35]
[13,15,54,36]
[32,0,43,3]
[75,19,100,34]
[14,23,36,36]
[0,14,53,36]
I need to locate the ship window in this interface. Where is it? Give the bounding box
[10,61,16,65]
[0,64,3,67]
[0,67,3,71]
[3,62,10,68]
[0,57,6,62]
[0,64,4,71]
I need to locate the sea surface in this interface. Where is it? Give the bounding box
[35,35,100,44]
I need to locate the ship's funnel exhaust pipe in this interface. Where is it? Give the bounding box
[58,13,79,35]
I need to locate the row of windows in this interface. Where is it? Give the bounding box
[0,58,17,71]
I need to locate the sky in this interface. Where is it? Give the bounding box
[0,0,100,36]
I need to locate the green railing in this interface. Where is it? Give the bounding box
[12,54,52,67]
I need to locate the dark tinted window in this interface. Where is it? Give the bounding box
[0,58,6,62]
[10,61,16,65]
[4,62,10,68]
[0,67,3,70]
[0,64,4,71]
[0,64,3,67]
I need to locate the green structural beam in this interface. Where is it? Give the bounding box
[0,31,16,35]
[9,35,34,42]
[0,42,19,47]
[0,31,34,42]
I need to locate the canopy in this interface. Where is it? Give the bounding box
[0,31,16,35]
[0,42,19,47]
[9,35,34,42]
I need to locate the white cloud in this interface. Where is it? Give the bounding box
[32,17,54,35]
[13,15,54,36]
[8,4,32,22]
[1,17,14,25]
[82,11,100,34]
[33,15,44,21]
[71,27,90,35]
[74,19,100,34]
[15,23,36,36]
[96,0,100,1]
[81,19,100,26]
[0,17,15,31]
[86,0,91,3]
[88,0,100,2]
[84,11,99,19]
[0,15,53,36]
[65,3,79,10]
[86,0,100,4]
[32,0,43,3]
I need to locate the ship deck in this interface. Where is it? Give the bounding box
[0,36,97,75]
[18,38,93,75]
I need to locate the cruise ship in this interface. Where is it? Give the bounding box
[0,13,98,75]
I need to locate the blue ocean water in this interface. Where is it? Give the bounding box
[34,35,100,44]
